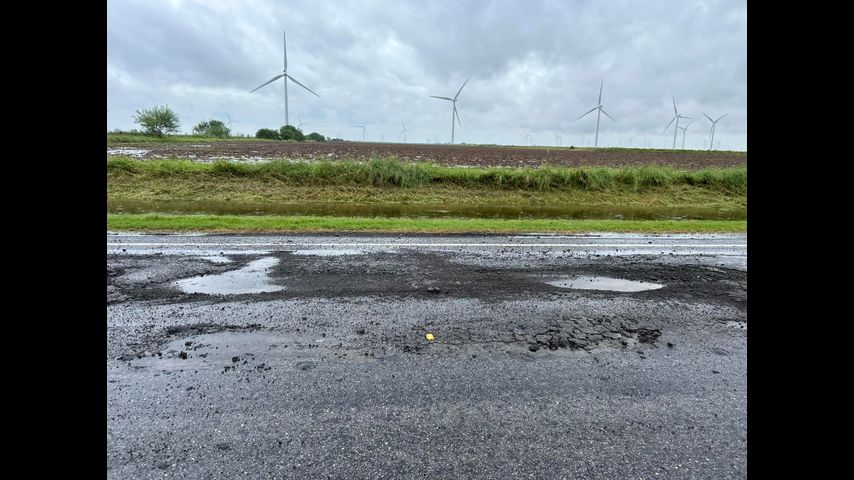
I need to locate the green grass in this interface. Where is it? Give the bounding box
[108,179,745,210]
[108,214,746,234]
[108,157,746,194]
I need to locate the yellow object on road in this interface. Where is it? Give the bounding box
[425,333,435,342]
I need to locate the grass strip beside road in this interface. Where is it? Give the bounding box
[108,214,745,234]
[108,157,746,193]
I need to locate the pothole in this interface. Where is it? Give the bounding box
[547,276,664,292]
[174,257,284,295]
[521,318,661,353]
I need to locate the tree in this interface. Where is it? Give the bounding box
[306,132,326,142]
[255,128,281,140]
[279,125,305,141]
[133,105,180,137]
[193,120,231,138]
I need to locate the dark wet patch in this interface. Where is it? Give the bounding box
[109,252,747,309]
[294,361,317,371]
[116,323,265,362]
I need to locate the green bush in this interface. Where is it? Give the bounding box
[306,132,326,142]
[255,128,281,140]
[193,120,231,138]
[280,125,305,141]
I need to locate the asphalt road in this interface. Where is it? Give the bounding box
[107,233,747,479]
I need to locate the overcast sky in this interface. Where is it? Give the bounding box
[107,0,746,150]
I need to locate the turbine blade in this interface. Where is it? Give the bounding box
[663,116,676,133]
[681,115,692,120]
[716,114,728,122]
[430,96,454,101]
[249,74,285,93]
[285,74,320,97]
[577,106,598,120]
[454,105,461,127]
[673,97,678,115]
[703,113,714,122]
[598,81,603,105]
[283,31,288,71]
[601,109,615,121]
[454,78,470,100]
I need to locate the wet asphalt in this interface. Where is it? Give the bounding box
[107,233,747,479]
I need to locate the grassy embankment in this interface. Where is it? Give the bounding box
[107,157,746,233]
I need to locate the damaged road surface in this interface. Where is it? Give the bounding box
[107,233,747,479]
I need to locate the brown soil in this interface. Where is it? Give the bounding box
[109,141,746,169]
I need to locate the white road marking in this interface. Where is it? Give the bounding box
[108,242,744,248]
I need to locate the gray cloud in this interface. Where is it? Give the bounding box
[107,0,746,150]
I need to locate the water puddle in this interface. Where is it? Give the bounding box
[107,147,150,157]
[108,198,745,221]
[547,276,664,292]
[174,257,284,294]
[291,249,366,256]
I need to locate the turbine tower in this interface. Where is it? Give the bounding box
[249,30,320,127]
[677,120,693,149]
[703,113,727,151]
[578,81,615,147]
[399,123,409,143]
[355,124,367,141]
[430,78,469,144]
[663,97,691,149]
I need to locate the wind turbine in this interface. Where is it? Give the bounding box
[249,30,320,127]
[355,124,367,141]
[296,115,305,131]
[663,97,691,149]
[224,113,241,132]
[703,113,727,151]
[430,78,469,144]
[677,120,693,149]
[399,123,409,143]
[578,81,615,147]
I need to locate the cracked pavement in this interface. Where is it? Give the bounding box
[107,233,747,479]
